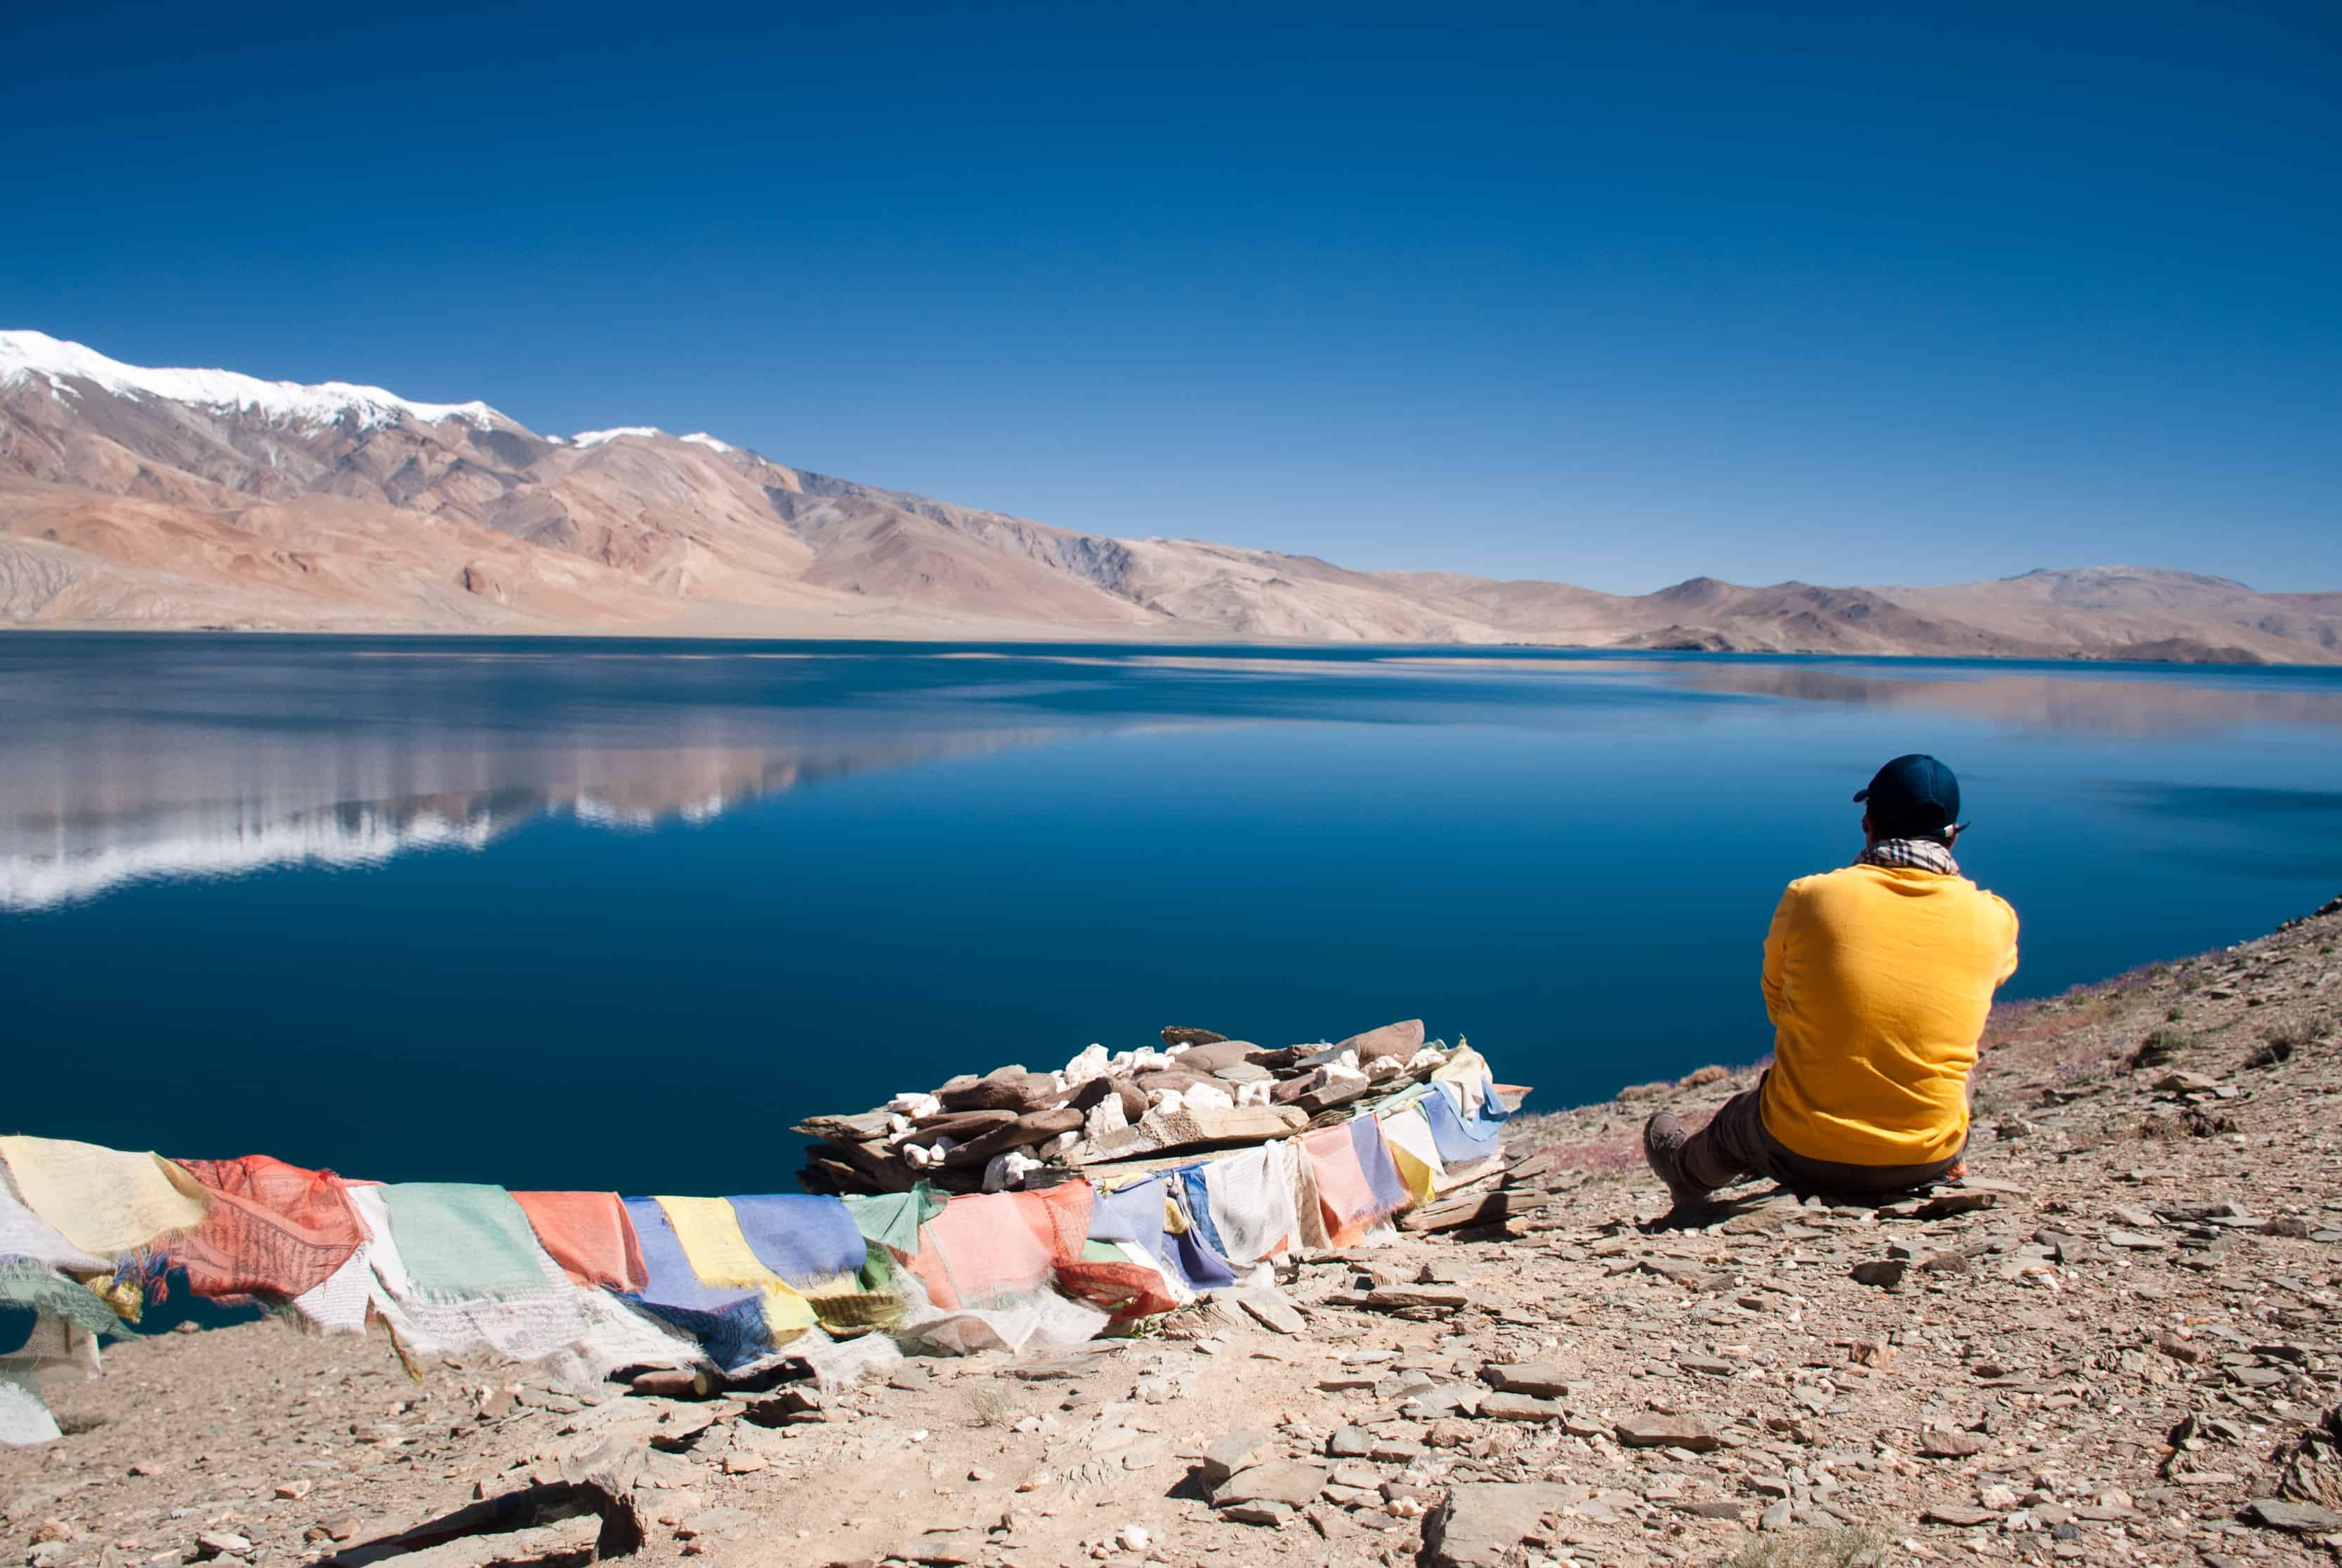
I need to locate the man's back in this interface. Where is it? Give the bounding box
[1758,863,2019,1166]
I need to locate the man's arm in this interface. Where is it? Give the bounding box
[1993,896,2020,987]
[1760,887,1796,1024]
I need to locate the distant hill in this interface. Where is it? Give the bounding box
[4,331,2335,662]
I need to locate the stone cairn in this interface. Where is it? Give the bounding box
[794,1020,1454,1198]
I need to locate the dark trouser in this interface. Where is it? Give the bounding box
[1678,1079,1965,1199]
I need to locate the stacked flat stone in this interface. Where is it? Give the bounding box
[794,1020,1446,1197]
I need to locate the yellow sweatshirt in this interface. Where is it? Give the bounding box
[1757,863,2019,1166]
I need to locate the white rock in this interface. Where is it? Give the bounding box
[1084,1095,1129,1140]
[888,1092,942,1118]
[1183,1083,1235,1113]
[984,1152,1044,1192]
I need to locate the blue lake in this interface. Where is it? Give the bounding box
[5,635,2340,1197]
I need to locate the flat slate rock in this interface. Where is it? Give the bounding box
[1481,1362,1573,1399]
[1614,1415,1721,1452]
[2105,1228,2171,1250]
[792,1110,892,1143]
[1478,1392,1565,1423]
[1333,1018,1426,1063]
[1674,1500,1745,1520]
[2243,1498,2342,1533]
[1421,1482,1577,1568]
[1922,1503,1999,1527]
[1359,1287,1471,1311]
[1402,1384,1486,1418]
[1004,1345,1122,1381]
[1914,1191,1997,1218]
[1400,1190,1528,1234]
[677,1506,756,1541]
[1213,1459,1330,1510]
[1198,1428,1275,1483]
[1230,1287,1306,1336]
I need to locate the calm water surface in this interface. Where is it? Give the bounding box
[5,635,2340,1195]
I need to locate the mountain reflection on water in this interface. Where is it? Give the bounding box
[3,638,2340,914]
[1671,659,2342,737]
[0,735,1058,911]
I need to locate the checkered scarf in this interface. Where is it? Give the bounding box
[1857,836,1960,874]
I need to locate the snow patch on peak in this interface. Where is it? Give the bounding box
[0,329,512,431]
[680,432,736,454]
[570,426,665,447]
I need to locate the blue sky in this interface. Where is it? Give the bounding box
[6,0,2336,591]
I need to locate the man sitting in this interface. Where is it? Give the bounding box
[1644,754,2019,1208]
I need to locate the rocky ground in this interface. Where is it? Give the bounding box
[8,896,2341,1568]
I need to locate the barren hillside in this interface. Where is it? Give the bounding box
[6,332,2338,663]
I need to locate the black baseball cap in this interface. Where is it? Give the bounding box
[1855,753,1961,838]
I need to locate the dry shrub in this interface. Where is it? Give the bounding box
[1727,1526,1893,1568]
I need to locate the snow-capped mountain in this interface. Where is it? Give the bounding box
[0,329,512,431]
[1,331,2335,661]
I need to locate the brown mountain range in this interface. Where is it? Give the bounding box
[3,330,2335,662]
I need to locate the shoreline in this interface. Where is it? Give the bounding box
[7,894,2339,1567]
[3,624,2338,672]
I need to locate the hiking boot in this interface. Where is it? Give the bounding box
[1642,1110,1709,1210]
